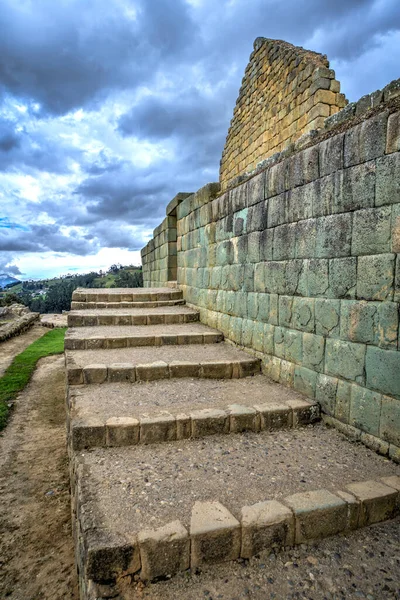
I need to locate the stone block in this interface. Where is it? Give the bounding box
[200,361,233,379]
[247,231,261,263]
[334,379,352,423]
[295,218,316,259]
[352,206,391,255]
[67,366,84,385]
[315,298,340,337]
[259,229,274,261]
[298,260,329,298]
[349,385,382,437]
[335,490,360,530]
[334,162,375,213]
[293,366,317,399]
[328,257,356,299]
[176,413,191,440]
[360,431,389,455]
[386,111,400,154]
[345,480,398,526]
[190,501,241,566]
[380,395,400,445]
[169,361,201,378]
[357,254,395,301]
[286,185,313,223]
[292,297,315,333]
[71,420,106,451]
[325,339,366,383]
[262,355,281,382]
[316,373,337,416]
[389,444,400,463]
[285,260,303,295]
[227,404,260,432]
[319,133,344,177]
[136,361,169,381]
[279,359,295,388]
[273,224,296,261]
[108,363,135,383]
[247,201,268,231]
[278,295,293,329]
[267,193,287,227]
[83,364,108,384]
[138,521,189,581]
[344,112,388,167]
[254,402,292,430]
[284,489,347,543]
[315,213,352,258]
[264,261,287,295]
[140,414,176,444]
[301,329,324,372]
[365,346,400,398]
[190,408,229,437]
[288,398,320,426]
[284,329,303,364]
[376,153,400,206]
[106,417,139,447]
[241,500,294,558]
[231,183,247,212]
[85,530,140,582]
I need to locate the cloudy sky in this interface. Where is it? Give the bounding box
[0,0,399,280]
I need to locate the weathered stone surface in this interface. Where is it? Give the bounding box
[106,417,139,447]
[316,374,337,416]
[325,339,366,383]
[136,361,169,381]
[241,500,294,558]
[380,395,400,445]
[227,404,260,432]
[349,386,382,437]
[335,490,360,530]
[190,501,241,566]
[284,489,347,543]
[83,364,108,384]
[345,480,398,526]
[140,415,176,444]
[138,520,189,580]
[365,346,400,399]
[253,402,292,430]
[357,254,395,301]
[352,207,392,255]
[190,408,229,437]
[85,530,140,582]
[293,366,317,398]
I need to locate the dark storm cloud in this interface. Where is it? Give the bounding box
[0,115,81,173]
[0,224,96,255]
[0,0,197,115]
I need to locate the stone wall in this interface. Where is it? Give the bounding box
[219,38,346,190]
[142,193,192,287]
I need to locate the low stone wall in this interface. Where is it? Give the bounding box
[0,312,40,342]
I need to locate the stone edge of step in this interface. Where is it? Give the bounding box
[67,388,320,450]
[64,331,224,350]
[74,473,400,588]
[67,311,200,327]
[72,290,183,302]
[71,299,185,310]
[64,354,261,385]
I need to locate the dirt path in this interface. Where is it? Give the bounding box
[0,324,47,377]
[0,354,79,600]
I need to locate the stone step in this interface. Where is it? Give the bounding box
[65,343,261,385]
[72,287,183,303]
[67,305,199,327]
[64,323,224,350]
[71,424,400,592]
[67,375,320,450]
[71,299,185,310]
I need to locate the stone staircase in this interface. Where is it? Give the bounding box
[65,287,400,600]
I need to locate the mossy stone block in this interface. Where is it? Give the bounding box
[325,339,366,383]
[350,386,382,437]
[366,346,400,398]
[357,254,395,301]
[316,373,338,416]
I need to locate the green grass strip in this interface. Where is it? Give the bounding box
[0,327,66,431]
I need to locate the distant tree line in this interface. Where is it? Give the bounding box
[1,265,143,314]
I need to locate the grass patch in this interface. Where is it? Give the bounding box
[0,328,66,432]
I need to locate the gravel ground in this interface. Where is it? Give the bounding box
[120,518,400,600]
[78,424,400,535]
[71,375,308,420]
[65,322,221,339]
[68,343,257,366]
